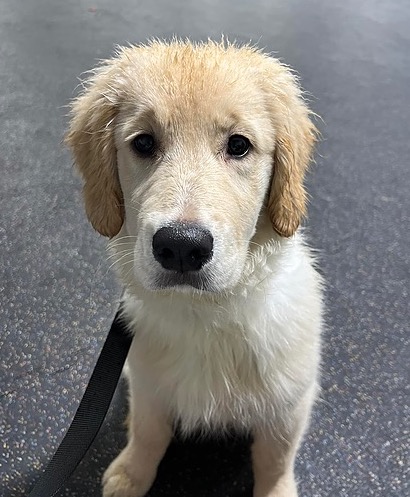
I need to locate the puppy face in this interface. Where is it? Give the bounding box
[66,41,316,292]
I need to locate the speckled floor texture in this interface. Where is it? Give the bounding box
[0,0,408,496]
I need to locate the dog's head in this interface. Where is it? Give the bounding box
[66,41,317,293]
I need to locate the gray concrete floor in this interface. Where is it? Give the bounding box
[1,1,409,496]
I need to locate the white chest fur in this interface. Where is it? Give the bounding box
[123,237,323,434]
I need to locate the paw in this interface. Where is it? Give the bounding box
[254,488,298,497]
[253,473,298,497]
[102,452,155,497]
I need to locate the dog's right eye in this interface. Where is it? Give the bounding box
[227,135,251,158]
[131,134,156,156]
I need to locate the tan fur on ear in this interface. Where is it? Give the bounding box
[65,66,124,238]
[266,66,318,238]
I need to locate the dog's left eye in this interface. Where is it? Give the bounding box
[131,134,156,156]
[227,135,251,158]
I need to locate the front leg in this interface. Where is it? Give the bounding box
[103,384,172,497]
[252,430,299,497]
[252,386,316,497]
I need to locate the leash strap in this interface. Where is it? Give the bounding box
[28,306,132,497]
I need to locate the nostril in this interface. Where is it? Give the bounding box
[188,246,211,267]
[190,241,212,262]
[158,247,174,261]
[152,223,213,272]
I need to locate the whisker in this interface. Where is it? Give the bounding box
[108,252,134,270]
[112,234,138,238]
[109,239,138,244]
[109,250,133,262]
[109,237,137,243]
[108,242,136,248]
[108,240,136,247]
[106,249,134,261]
[108,235,138,244]
[116,260,134,271]
[123,264,135,282]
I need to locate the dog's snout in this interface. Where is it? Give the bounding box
[152,223,213,273]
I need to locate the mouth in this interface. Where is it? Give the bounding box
[153,270,214,292]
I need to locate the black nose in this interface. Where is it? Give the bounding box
[152,223,213,273]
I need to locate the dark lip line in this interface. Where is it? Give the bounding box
[154,271,214,291]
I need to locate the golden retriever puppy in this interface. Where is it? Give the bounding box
[66,40,323,497]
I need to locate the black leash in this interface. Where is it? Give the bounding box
[28,305,133,497]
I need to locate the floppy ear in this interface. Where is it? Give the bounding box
[267,71,318,237]
[65,66,124,238]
